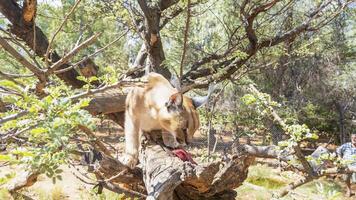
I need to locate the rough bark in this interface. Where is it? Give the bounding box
[83,88,127,116]
[94,131,255,200]
[22,0,37,24]
[335,101,347,144]
[0,99,8,112]
[136,0,172,79]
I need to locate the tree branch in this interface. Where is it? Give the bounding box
[45,0,82,66]
[46,33,100,75]
[54,30,128,75]
[0,36,45,81]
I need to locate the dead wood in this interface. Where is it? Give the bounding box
[5,170,39,192]
[142,134,254,199]
[56,129,254,200]
[22,0,37,24]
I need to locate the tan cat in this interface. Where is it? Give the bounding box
[120,72,210,168]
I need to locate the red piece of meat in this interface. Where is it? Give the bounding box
[171,148,197,165]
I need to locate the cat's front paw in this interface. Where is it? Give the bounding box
[119,153,138,169]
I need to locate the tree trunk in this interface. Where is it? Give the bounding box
[137,0,172,79]
[335,101,347,144]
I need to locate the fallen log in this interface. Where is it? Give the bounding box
[95,131,255,200]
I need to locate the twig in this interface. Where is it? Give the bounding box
[0,27,42,69]
[68,161,97,185]
[275,176,313,198]
[0,71,34,78]
[0,79,143,125]
[77,125,112,157]
[0,111,29,125]
[46,33,100,74]
[54,30,128,75]
[45,0,82,66]
[0,124,37,141]
[0,162,10,167]
[104,169,128,182]
[97,175,147,199]
[0,71,26,87]
[70,79,145,101]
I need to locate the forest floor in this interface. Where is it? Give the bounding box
[1,120,355,200]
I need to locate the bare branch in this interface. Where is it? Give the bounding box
[159,0,180,11]
[132,44,147,69]
[46,33,100,75]
[96,178,147,199]
[0,36,45,81]
[0,71,27,88]
[0,27,42,69]
[0,71,34,78]
[182,0,348,89]
[160,7,184,29]
[54,30,128,75]
[0,111,29,125]
[275,177,313,198]
[240,0,281,51]
[45,0,82,66]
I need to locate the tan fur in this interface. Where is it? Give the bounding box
[120,73,200,168]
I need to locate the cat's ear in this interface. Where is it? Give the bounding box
[165,93,183,112]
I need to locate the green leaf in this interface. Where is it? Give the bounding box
[0,154,12,161]
[76,76,87,82]
[78,98,91,108]
[30,127,47,135]
[88,76,98,82]
[0,80,22,92]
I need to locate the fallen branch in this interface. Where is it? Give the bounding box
[5,170,40,192]
[275,176,313,198]
[0,111,29,125]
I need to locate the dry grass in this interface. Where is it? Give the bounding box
[235,164,353,200]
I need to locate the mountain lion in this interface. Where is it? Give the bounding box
[120,72,211,168]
